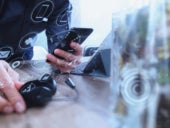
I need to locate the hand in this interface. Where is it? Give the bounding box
[46,42,82,73]
[0,60,26,114]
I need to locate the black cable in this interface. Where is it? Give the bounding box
[51,70,79,102]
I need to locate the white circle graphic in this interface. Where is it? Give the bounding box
[120,67,152,106]
[56,6,72,26]
[19,32,37,49]
[31,0,54,23]
[10,58,25,69]
[0,46,13,60]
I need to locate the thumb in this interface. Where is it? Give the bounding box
[14,81,24,90]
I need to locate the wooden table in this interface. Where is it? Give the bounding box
[0,59,169,128]
[0,60,111,128]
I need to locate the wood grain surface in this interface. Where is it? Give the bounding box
[0,60,111,128]
[1,60,169,128]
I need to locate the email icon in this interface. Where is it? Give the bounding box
[0,50,11,59]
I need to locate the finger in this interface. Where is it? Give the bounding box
[54,57,76,69]
[0,69,26,113]
[1,84,26,113]
[54,49,75,62]
[53,49,81,65]
[46,53,59,65]
[70,42,83,56]
[46,53,76,72]
[0,95,14,114]
[14,81,24,90]
[46,53,66,67]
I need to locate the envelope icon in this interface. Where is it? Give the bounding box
[0,50,11,59]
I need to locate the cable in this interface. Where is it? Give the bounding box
[51,70,79,102]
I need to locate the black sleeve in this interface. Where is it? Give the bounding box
[45,0,72,53]
[0,0,4,16]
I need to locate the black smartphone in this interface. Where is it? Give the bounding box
[52,27,93,54]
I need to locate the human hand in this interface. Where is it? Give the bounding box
[46,42,82,73]
[0,60,26,114]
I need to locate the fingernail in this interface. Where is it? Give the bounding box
[3,106,13,113]
[15,101,25,113]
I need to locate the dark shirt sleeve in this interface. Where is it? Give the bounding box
[45,0,72,53]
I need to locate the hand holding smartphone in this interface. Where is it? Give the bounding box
[52,27,93,54]
[47,27,93,62]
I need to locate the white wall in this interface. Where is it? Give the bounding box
[75,0,113,47]
[36,0,149,49]
[76,0,149,47]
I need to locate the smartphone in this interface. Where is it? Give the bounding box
[52,27,93,54]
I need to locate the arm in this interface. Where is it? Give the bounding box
[45,0,82,73]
